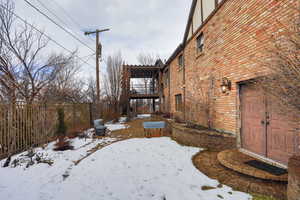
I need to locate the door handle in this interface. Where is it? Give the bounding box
[261,120,270,125]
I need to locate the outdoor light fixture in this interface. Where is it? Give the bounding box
[220,77,232,93]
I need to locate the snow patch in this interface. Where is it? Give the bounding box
[0,137,252,200]
[105,122,129,131]
[137,114,151,119]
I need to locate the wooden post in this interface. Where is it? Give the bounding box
[158,70,163,113]
[95,32,100,104]
[84,29,110,103]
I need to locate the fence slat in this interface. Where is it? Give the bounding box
[0,103,92,159]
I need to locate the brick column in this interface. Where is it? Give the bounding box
[288,156,300,200]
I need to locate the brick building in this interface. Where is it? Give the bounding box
[161,0,299,167]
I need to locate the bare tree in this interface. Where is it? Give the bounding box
[137,53,157,66]
[85,77,97,104]
[256,9,300,115]
[40,57,87,103]
[104,52,123,113]
[137,53,158,90]
[0,0,75,104]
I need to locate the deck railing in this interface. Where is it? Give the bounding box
[130,84,159,95]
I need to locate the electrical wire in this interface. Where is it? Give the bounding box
[0,4,95,68]
[50,0,95,42]
[24,0,95,53]
[34,0,94,44]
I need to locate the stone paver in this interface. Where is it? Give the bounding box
[217,150,288,182]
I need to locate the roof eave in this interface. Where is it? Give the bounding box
[182,0,198,46]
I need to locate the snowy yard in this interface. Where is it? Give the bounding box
[0,136,252,200]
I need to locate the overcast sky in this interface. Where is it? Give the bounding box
[15,0,192,79]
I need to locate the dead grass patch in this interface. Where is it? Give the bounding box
[192,151,286,200]
[252,193,279,200]
[110,116,170,139]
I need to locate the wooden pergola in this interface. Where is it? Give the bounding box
[121,60,164,116]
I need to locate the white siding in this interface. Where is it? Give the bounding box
[192,0,202,32]
[203,0,215,21]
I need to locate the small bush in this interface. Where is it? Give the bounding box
[54,139,74,151]
[54,107,73,151]
[102,110,121,123]
[56,107,67,138]
[67,125,90,139]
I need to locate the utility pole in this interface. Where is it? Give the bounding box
[84,29,110,104]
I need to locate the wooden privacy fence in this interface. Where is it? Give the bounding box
[0,103,93,159]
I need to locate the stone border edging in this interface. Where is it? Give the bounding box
[217,150,288,182]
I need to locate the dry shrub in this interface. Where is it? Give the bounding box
[67,125,90,139]
[102,109,121,123]
[54,137,74,151]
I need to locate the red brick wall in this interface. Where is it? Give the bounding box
[166,0,299,134]
[162,87,169,113]
[168,55,184,120]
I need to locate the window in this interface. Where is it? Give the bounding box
[178,54,184,68]
[196,33,204,53]
[203,0,215,21]
[175,94,183,112]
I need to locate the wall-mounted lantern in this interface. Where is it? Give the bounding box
[220,77,232,93]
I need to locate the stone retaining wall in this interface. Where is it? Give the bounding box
[288,156,300,200]
[168,121,236,151]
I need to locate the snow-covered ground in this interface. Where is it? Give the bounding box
[0,137,252,200]
[137,114,151,119]
[105,122,129,132]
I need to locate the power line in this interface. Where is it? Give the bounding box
[82,53,96,63]
[51,0,85,32]
[50,0,95,42]
[81,53,96,59]
[35,0,69,28]
[24,0,95,53]
[0,4,95,68]
[34,0,94,44]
